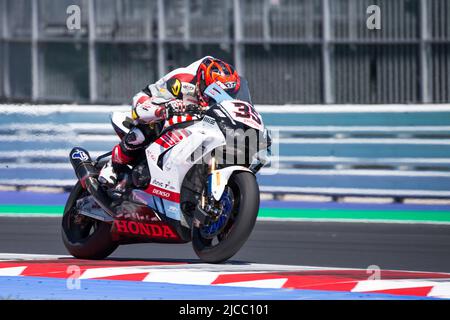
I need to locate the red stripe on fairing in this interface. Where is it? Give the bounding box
[168,130,185,142]
[165,130,179,142]
[161,133,174,145]
[154,138,164,147]
[155,137,170,148]
[145,184,180,203]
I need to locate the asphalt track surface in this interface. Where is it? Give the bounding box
[1,217,450,273]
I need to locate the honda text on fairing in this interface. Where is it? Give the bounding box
[62,80,271,263]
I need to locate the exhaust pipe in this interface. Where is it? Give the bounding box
[69,147,116,218]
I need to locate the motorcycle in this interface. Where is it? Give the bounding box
[61,80,271,263]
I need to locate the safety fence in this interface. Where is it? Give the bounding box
[2,0,450,105]
[1,103,450,201]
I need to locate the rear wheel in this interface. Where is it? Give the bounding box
[192,171,259,263]
[61,182,118,259]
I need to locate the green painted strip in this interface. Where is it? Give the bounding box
[258,208,450,222]
[1,205,450,223]
[0,205,64,216]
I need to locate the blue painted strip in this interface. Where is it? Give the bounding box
[0,191,69,205]
[0,276,436,300]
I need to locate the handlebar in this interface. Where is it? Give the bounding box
[165,103,205,118]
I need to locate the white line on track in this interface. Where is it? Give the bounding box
[0,253,72,261]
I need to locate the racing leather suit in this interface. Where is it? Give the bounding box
[99,56,213,186]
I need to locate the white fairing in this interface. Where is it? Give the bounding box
[210,166,252,201]
[144,116,226,222]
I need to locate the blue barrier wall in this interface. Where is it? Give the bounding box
[1,104,450,199]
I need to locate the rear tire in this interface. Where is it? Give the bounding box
[192,171,259,263]
[61,181,118,259]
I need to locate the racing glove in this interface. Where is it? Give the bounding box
[131,93,167,123]
[164,99,187,118]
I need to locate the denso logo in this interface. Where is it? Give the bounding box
[152,188,171,198]
[145,185,181,203]
[114,220,178,239]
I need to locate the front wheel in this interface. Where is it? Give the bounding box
[61,181,118,259]
[192,171,260,263]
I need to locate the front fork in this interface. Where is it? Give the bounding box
[202,154,222,215]
[203,154,216,203]
[194,154,222,228]
[194,153,253,227]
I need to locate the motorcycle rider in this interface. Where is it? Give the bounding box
[98,56,241,187]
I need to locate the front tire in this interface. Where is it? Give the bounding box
[192,171,260,263]
[61,181,118,259]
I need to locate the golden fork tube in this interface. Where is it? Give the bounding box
[209,153,216,174]
[202,153,216,208]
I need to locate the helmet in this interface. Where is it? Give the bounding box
[196,57,240,104]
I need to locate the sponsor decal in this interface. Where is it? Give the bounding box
[224,81,237,89]
[170,79,182,97]
[242,117,264,130]
[181,82,196,95]
[146,149,157,162]
[151,179,175,191]
[151,179,165,188]
[216,81,237,90]
[145,184,180,203]
[202,115,216,126]
[113,220,178,239]
[153,188,170,198]
[71,150,89,161]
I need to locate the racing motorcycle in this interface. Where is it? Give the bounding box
[61,80,271,263]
